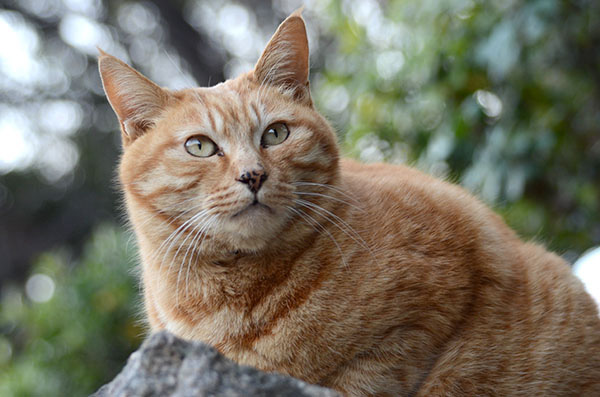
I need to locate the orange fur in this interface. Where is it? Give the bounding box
[99,12,600,397]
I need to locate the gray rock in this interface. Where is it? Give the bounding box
[91,331,340,397]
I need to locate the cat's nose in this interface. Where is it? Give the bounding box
[236,168,268,193]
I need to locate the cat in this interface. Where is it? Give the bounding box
[98,10,600,397]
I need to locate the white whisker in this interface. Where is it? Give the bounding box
[156,209,212,291]
[181,215,218,298]
[295,191,365,213]
[178,221,208,299]
[172,214,210,306]
[292,181,361,205]
[294,199,379,268]
[184,216,218,296]
[150,206,208,264]
[287,205,348,269]
[295,199,370,251]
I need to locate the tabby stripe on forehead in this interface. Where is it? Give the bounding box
[240,99,252,128]
[212,103,229,135]
[225,104,238,126]
[250,102,262,125]
[206,108,218,135]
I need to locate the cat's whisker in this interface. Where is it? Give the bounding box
[180,214,218,297]
[167,210,211,268]
[150,206,208,264]
[157,209,212,287]
[173,215,211,306]
[176,223,203,303]
[155,213,206,289]
[286,205,348,269]
[137,198,206,255]
[292,181,361,206]
[294,198,380,268]
[159,194,203,212]
[155,204,205,235]
[294,191,365,213]
[265,179,295,190]
[144,197,207,232]
[184,216,219,297]
[295,198,371,253]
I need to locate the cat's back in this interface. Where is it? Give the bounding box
[338,158,600,396]
[339,157,515,257]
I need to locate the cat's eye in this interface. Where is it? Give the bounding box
[261,123,289,147]
[185,136,218,157]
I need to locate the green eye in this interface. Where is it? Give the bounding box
[261,123,289,147]
[185,136,218,157]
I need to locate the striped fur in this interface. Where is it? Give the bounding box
[99,12,600,397]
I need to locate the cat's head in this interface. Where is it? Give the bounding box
[99,11,340,256]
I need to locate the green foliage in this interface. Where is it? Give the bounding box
[314,0,600,254]
[0,225,143,397]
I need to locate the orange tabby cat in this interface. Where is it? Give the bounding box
[98,10,600,397]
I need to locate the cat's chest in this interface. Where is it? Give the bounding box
[153,267,287,339]
[156,297,297,370]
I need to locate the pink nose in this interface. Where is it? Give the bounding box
[236,168,268,193]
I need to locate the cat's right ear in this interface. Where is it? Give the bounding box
[253,9,311,105]
[98,50,169,145]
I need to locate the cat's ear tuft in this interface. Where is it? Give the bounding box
[98,52,169,145]
[254,10,311,105]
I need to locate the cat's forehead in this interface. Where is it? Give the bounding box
[171,80,296,140]
[174,87,260,138]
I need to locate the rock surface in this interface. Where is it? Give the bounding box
[91,331,340,397]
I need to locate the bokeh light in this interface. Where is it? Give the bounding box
[0,107,37,172]
[573,247,600,310]
[25,274,56,303]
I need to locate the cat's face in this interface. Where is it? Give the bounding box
[100,12,340,255]
[119,79,339,253]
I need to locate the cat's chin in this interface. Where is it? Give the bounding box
[231,201,273,218]
[217,204,288,252]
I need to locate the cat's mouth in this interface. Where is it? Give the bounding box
[231,198,272,218]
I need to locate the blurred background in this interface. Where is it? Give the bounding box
[0,0,598,395]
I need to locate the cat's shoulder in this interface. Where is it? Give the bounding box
[339,157,499,226]
[340,157,455,193]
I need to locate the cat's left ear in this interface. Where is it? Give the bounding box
[254,9,311,105]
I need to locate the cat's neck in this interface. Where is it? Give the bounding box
[137,174,352,310]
